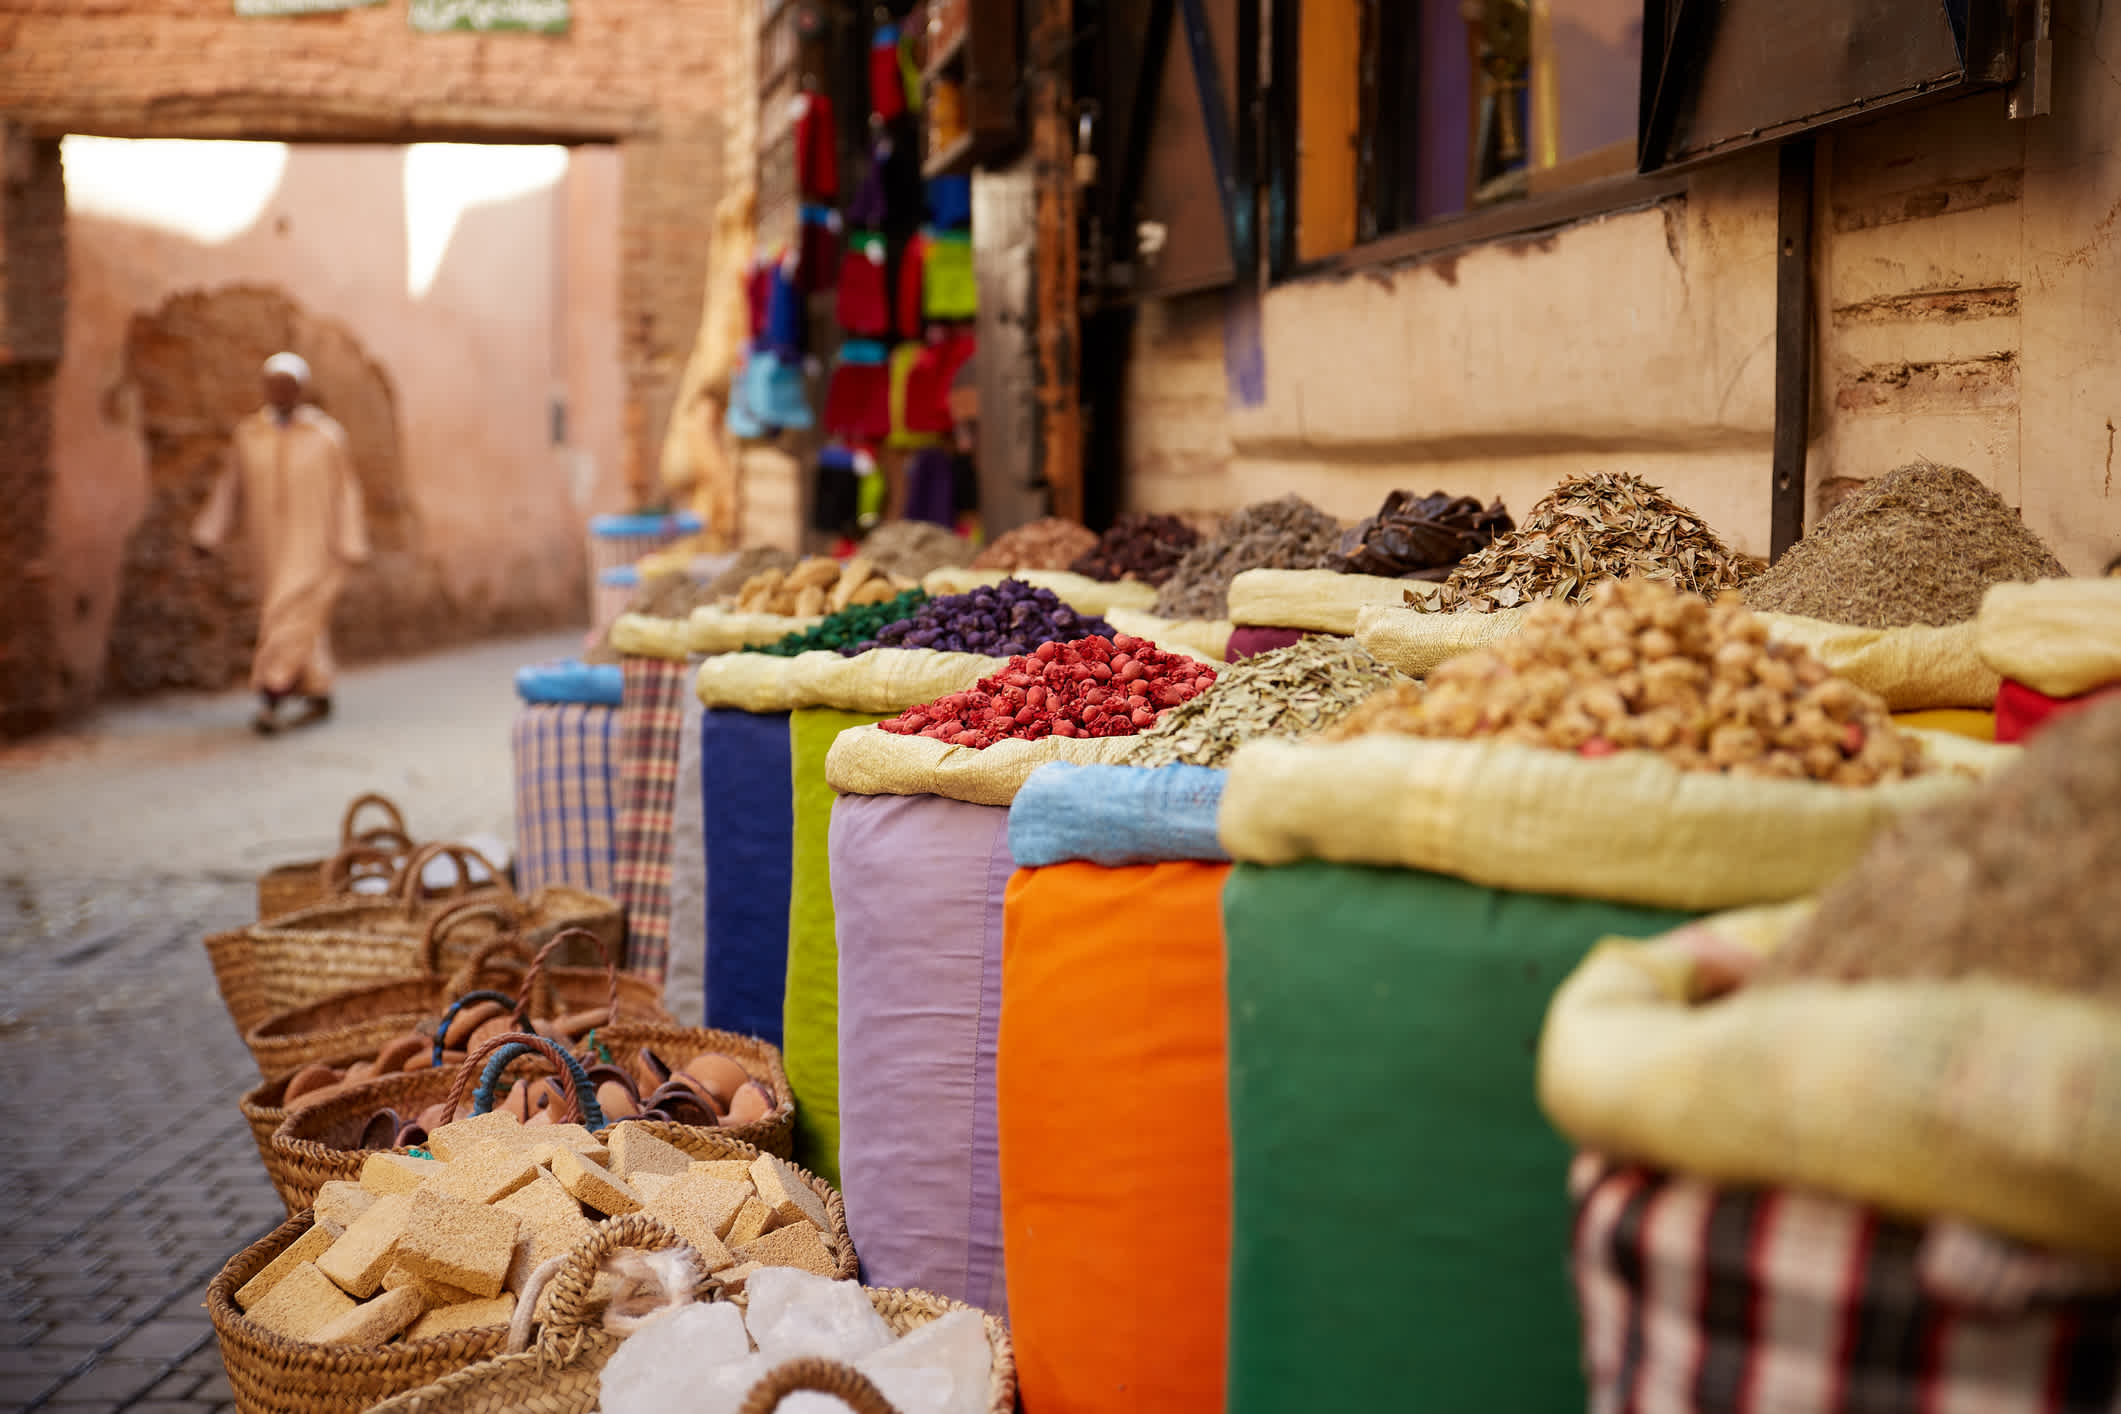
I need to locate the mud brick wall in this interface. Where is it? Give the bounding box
[0,124,65,735]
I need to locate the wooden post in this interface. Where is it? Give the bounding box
[1030,0,1083,522]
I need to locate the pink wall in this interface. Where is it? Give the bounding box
[48,141,626,693]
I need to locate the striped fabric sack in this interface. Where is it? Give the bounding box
[613,655,692,977]
[1571,1153,2121,1414]
[510,703,619,897]
[663,686,707,1025]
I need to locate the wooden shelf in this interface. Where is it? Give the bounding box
[922,130,978,179]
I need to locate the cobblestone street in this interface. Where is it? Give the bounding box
[0,634,575,1412]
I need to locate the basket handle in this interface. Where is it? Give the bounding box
[737,1359,902,1414]
[526,1213,704,1339]
[318,842,400,895]
[430,990,527,1070]
[338,792,409,847]
[419,898,523,975]
[517,928,622,1027]
[393,842,509,914]
[443,1033,605,1130]
[440,934,535,1000]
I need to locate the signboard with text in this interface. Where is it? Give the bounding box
[410,0,570,33]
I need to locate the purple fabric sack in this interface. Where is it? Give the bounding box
[828,792,1011,1314]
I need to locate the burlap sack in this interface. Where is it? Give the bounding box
[1538,902,2121,1260]
[1225,569,1424,635]
[1355,603,1997,709]
[1102,609,1233,663]
[1978,578,2121,698]
[694,647,1002,714]
[686,607,825,655]
[608,613,695,662]
[1216,730,2013,911]
[920,567,1160,616]
[825,724,1142,806]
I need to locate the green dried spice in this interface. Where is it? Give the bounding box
[1127,636,1404,767]
[747,589,930,657]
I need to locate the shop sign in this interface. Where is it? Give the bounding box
[235,0,382,14]
[409,0,570,33]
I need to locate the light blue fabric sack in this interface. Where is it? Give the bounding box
[515,659,623,706]
[1006,762,1230,868]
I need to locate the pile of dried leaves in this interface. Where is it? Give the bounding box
[1330,490,1514,580]
[1415,472,1760,613]
[1126,636,1403,768]
[1152,495,1344,619]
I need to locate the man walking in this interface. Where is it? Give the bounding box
[193,352,370,734]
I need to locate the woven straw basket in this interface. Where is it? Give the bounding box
[241,911,668,1083]
[255,793,414,920]
[268,1032,800,1215]
[363,1216,1015,1414]
[208,844,622,1042]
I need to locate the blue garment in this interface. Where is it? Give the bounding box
[766,264,806,358]
[515,659,624,706]
[1006,762,1230,867]
[926,175,972,230]
[700,709,795,1046]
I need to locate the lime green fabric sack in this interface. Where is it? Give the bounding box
[785,706,889,1184]
[1221,860,1690,1414]
[923,233,977,321]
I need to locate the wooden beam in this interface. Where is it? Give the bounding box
[1032,0,1084,522]
[1770,138,1815,559]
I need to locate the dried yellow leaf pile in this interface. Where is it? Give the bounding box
[1415,472,1760,613]
[1334,579,1923,785]
[1127,636,1404,767]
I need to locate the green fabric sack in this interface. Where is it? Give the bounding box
[1220,860,1691,1414]
[923,233,977,321]
[784,706,889,1184]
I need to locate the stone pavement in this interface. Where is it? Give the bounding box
[0,634,577,1412]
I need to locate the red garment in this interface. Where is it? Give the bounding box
[799,217,840,293]
[824,361,893,444]
[904,331,977,434]
[1994,677,2121,743]
[747,261,772,339]
[897,232,928,340]
[836,238,892,337]
[869,39,906,121]
[795,92,839,202]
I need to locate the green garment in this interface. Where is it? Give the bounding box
[1221,860,1693,1414]
[784,706,889,1184]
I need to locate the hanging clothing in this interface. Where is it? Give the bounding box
[192,405,370,697]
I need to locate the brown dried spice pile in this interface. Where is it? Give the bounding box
[1755,698,2121,998]
[1743,461,2067,628]
[1069,513,1203,586]
[1330,490,1515,580]
[707,547,799,600]
[1127,636,1403,768]
[1332,578,1923,785]
[1417,472,1760,613]
[970,517,1100,572]
[1152,495,1344,619]
[858,520,977,580]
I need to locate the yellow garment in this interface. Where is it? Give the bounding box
[192,405,370,696]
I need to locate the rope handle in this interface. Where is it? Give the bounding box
[418,898,523,974]
[531,1214,705,1337]
[337,792,409,847]
[439,934,535,1000]
[517,928,623,1028]
[431,990,526,1070]
[393,842,510,914]
[443,1033,605,1130]
[736,1358,902,1414]
[317,842,403,895]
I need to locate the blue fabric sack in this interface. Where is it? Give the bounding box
[1006,762,1230,868]
[700,708,795,1046]
[515,659,624,706]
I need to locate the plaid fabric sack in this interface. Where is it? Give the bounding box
[510,703,619,897]
[613,655,691,978]
[1572,1153,2121,1414]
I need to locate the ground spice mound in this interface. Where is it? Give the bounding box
[626,572,724,620]
[1333,578,1922,784]
[1128,636,1402,767]
[1069,513,1203,585]
[1152,495,1344,619]
[1756,698,2121,998]
[859,520,977,580]
[707,547,800,600]
[1743,461,2067,628]
[970,517,1100,571]
[1421,472,1759,613]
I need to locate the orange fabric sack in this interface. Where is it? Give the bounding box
[999,860,1231,1414]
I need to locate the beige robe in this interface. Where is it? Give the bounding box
[193,404,370,696]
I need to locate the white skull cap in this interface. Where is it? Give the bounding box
[262,352,311,385]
